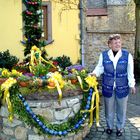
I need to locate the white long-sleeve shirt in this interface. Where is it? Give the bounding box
[92,49,135,88]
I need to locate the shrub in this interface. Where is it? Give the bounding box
[0,50,19,70]
[54,55,72,70]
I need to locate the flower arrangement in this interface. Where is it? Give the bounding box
[0,46,100,137]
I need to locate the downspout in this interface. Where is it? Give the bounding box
[79,0,85,67]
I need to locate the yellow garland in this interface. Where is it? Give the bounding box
[1,77,17,122]
[47,72,65,104]
[29,46,56,73]
[78,75,100,127]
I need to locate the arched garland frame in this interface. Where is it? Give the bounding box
[7,80,99,137]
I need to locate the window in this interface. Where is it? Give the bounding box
[86,0,107,16]
[87,0,107,8]
[42,6,48,40]
[41,2,53,44]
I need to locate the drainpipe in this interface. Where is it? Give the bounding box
[79,0,85,67]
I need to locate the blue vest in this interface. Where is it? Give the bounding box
[102,49,129,98]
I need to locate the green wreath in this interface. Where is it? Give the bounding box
[9,84,95,136]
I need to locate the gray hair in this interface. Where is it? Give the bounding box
[108,34,121,44]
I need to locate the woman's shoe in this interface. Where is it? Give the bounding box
[116,129,123,137]
[106,128,113,135]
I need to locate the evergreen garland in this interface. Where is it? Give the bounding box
[22,0,46,56]
[9,85,95,137]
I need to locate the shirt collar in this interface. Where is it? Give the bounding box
[108,49,122,57]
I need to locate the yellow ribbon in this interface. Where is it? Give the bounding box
[78,75,100,127]
[77,76,89,92]
[47,72,64,104]
[1,77,17,122]
[77,75,98,92]
[85,75,98,88]
[95,90,100,127]
[29,46,56,73]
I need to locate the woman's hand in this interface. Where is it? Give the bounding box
[89,73,96,77]
[130,87,136,94]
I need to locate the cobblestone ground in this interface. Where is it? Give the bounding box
[84,84,140,140]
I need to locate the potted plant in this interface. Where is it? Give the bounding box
[67,73,78,84]
[17,75,31,87]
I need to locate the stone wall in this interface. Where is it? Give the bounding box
[85,5,135,71]
[0,95,90,140]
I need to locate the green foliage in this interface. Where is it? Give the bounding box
[8,84,90,136]
[10,85,38,128]
[32,63,51,76]
[22,0,46,56]
[54,55,72,70]
[0,50,19,70]
[134,0,140,4]
[18,75,31,82]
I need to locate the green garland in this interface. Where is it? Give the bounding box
[9,84,92,136]
[22,0,46,56]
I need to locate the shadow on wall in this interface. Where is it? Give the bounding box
[134,58,140,83]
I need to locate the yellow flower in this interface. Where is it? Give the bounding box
[81,69,86,73]
[71,68,76,73]
[11,69,22,77]
[2,69,10,77]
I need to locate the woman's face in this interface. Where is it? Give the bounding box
[109,39,122,52]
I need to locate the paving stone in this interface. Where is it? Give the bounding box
[124,136,132,140]
[131,136,140,140]
[97,127,105,132]
[83,86,140,140]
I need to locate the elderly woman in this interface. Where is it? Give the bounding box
[90,34,136,136]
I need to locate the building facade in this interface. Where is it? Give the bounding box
[85,0,135,71]
[0,0,80,64]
